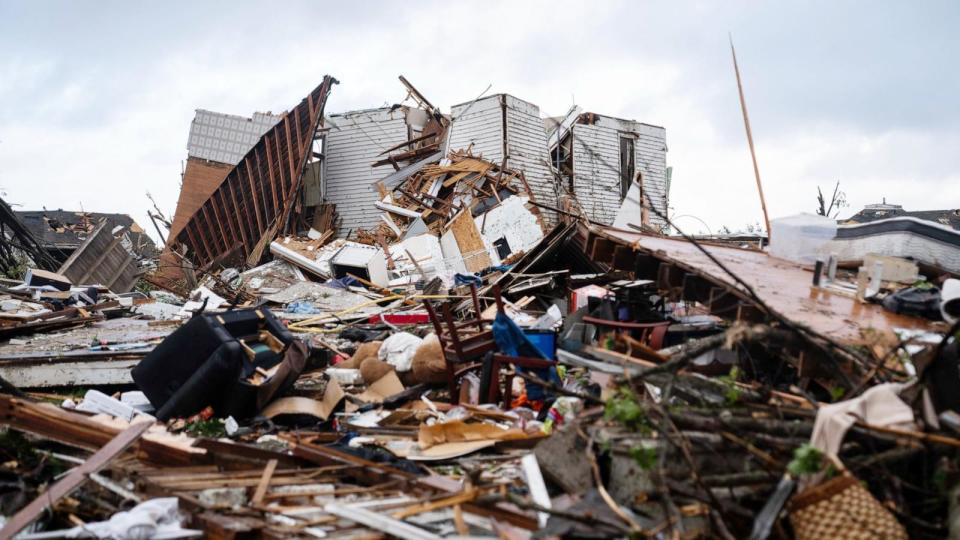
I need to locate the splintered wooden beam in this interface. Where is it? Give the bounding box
[730,36,772,239]
[244,157,265,231]
[0,420,153,540]
[251,459,279,506]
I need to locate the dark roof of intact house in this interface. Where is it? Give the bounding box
[842,203,960,231]
[15,210,158,258]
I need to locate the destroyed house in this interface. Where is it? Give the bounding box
[446,94,560,225]
[15,209,157,263]
[168,109,283,245]
[169,76,337,269]
[5,74,960,540]
[549,111,669,229]
[320,105,434,237]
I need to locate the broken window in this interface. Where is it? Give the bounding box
[619,135,635,200]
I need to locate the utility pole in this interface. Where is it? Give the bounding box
[730,35,772,241]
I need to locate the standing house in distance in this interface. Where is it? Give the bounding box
[549,111,669,229]
[446,94,560,225]
[321,106,434,237]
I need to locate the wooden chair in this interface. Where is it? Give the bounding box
[582,316,671,350]
[423,284,496,404]
[423,284,556,405]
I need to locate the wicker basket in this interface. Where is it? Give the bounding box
[788,474,907,539]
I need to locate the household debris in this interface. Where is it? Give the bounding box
[0,74,958,540]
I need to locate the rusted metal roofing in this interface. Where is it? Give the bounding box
[173,76,337,269]
[588,225,932,342]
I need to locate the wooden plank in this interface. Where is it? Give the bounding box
[0,357,139,387]
[273,127,289,206]
[185,221,211,265]
[212,191,239,250]
[0,420,152,540]
[226,179,251,252]
[283,115,297,187]
[253,151,274,223]
[263,137,281,218]
[251,459,278,505]
[244,157,265,232]
[447,210,491,273]
[202,202,229,251]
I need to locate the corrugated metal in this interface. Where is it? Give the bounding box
[187,110,282,165]
[571,117,668,227]
[323,108,411,237]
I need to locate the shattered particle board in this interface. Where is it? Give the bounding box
[446,209,491,273]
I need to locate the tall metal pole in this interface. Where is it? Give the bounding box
[730,35,772,240]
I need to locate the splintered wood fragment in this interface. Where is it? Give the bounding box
[391,489,478,519]
[376,233,396,270]
[251,459,279,505]
[0,420,153,540]
[375,181,388,199]
[404,249,427,280]
[453,505,469,535]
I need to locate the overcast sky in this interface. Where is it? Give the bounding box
[2,1,958,240]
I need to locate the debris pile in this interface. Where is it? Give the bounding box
[0,74,959,539]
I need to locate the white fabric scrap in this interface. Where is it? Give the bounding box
[378,332,423,372]
[810,382,915,458]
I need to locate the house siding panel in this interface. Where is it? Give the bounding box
[448,96,504,162]
[324,109,411,237]
[572,124,622,225]
[504,95,558,226]
[571,118,668,227]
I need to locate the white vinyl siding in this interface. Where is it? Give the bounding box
[323,109,410,237]
[571,117,667,227]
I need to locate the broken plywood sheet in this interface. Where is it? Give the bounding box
[446,209,491,273]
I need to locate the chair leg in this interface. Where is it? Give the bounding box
[470,284,484,332]
[503,372,514,408]
[446,354,460,405]
[486,356,502,404]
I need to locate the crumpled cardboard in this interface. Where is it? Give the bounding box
[418,419,528,449]
[261,378,344,421]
